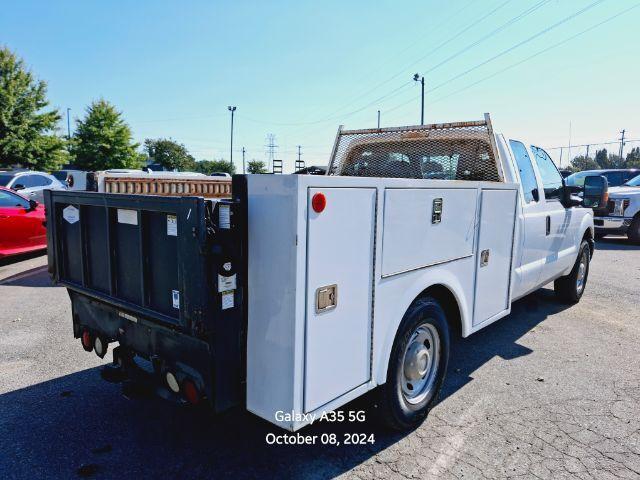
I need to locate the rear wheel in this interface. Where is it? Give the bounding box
[627,214,640,244]
[377,297,449,431]
[554,240,590,303]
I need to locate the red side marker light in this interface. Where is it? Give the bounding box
[312,193,326,213]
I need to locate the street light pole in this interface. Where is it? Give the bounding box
[66,108,71,139]
[228,106,236,170]
[413,74,424,125]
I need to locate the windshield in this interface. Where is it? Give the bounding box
[566,171,590,186]
[624,174,640,186]
[0,174,13,186]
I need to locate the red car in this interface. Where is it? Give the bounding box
[0,186,47,258]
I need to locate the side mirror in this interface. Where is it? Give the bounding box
[12,183,25,191]
[28,199,38,211]
[531,188,540,202]
[583,175,608,209]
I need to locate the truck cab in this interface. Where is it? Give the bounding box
[497,137,594,300]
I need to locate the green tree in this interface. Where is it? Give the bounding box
[71,99,142,171]
[570,155,598,172]
[144,138,195,171]
[625,147,640,169]
[193,159,235,175]
[0,47,67,170]
[594,149,609,169]
[594,148,625,169]
[247,160,267,174]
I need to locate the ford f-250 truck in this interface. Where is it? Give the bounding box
[44,115,606,431]
[592,173,640,242]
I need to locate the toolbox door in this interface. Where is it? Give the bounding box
[473,189,518,325]
[304,187,376,413]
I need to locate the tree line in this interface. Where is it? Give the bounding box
[569,147,640,173]
[0,47,268,174]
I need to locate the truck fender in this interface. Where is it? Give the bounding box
[373,270,469,386]
[560,212,594,276]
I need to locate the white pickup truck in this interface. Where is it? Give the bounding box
[45,115,605,432]
[593,174,640,242]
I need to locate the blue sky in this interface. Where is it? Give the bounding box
[2,0,639,171]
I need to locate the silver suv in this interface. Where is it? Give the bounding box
[0,170,66,203]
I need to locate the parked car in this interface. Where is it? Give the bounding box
[566,169,640,188]
[593,173,640,242]
[0,187,46,258]
[45,115,602,432]
[52,169,89,191]
[0,170,66,203]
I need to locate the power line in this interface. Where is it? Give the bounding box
[239,0,514,129]
[427,0,606,94]
[386,0,637,115]
[423,0,552,76]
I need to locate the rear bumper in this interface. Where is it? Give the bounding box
[70,290,216,408]
[594,216,632,234]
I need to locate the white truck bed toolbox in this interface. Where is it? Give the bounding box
[243,174,518,431]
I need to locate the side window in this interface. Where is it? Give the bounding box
[531,146,563,200]
[509,140,539,203]
[604,171,623,187]
[33,175,52,187]
[0,190,29,208]
[15,175,35,188]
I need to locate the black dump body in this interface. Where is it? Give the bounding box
[43,176,247,412]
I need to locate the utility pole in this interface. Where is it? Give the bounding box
[266,134,277,172]
[377,110,381,129]
[559,147,563,168]
[585,144,590,159]
[413,73,425,125]
[295,145,305,171]
[619,129,626,159]
[228,106,236,170]
[66,108,71,139]
[242,147,246,174]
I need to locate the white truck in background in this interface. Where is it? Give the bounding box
[45,115,605,432]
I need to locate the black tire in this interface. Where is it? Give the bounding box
[377,296,450,431]
[627,214,640,244]
[554,240,590,303]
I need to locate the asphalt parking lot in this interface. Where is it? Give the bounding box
[0,238,639,480]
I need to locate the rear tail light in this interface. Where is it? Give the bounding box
[81,330,93,352]
[182,379,200,405]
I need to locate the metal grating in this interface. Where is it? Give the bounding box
[327,113,503,182]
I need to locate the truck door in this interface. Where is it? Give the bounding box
[304,187,376,413]
[530,146,577,280]
[509,140,547,296]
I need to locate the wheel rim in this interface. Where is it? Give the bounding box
[576,250,587,294]
[401,322,440,405]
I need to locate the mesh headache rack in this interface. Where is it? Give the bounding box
[327,113,503,182]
